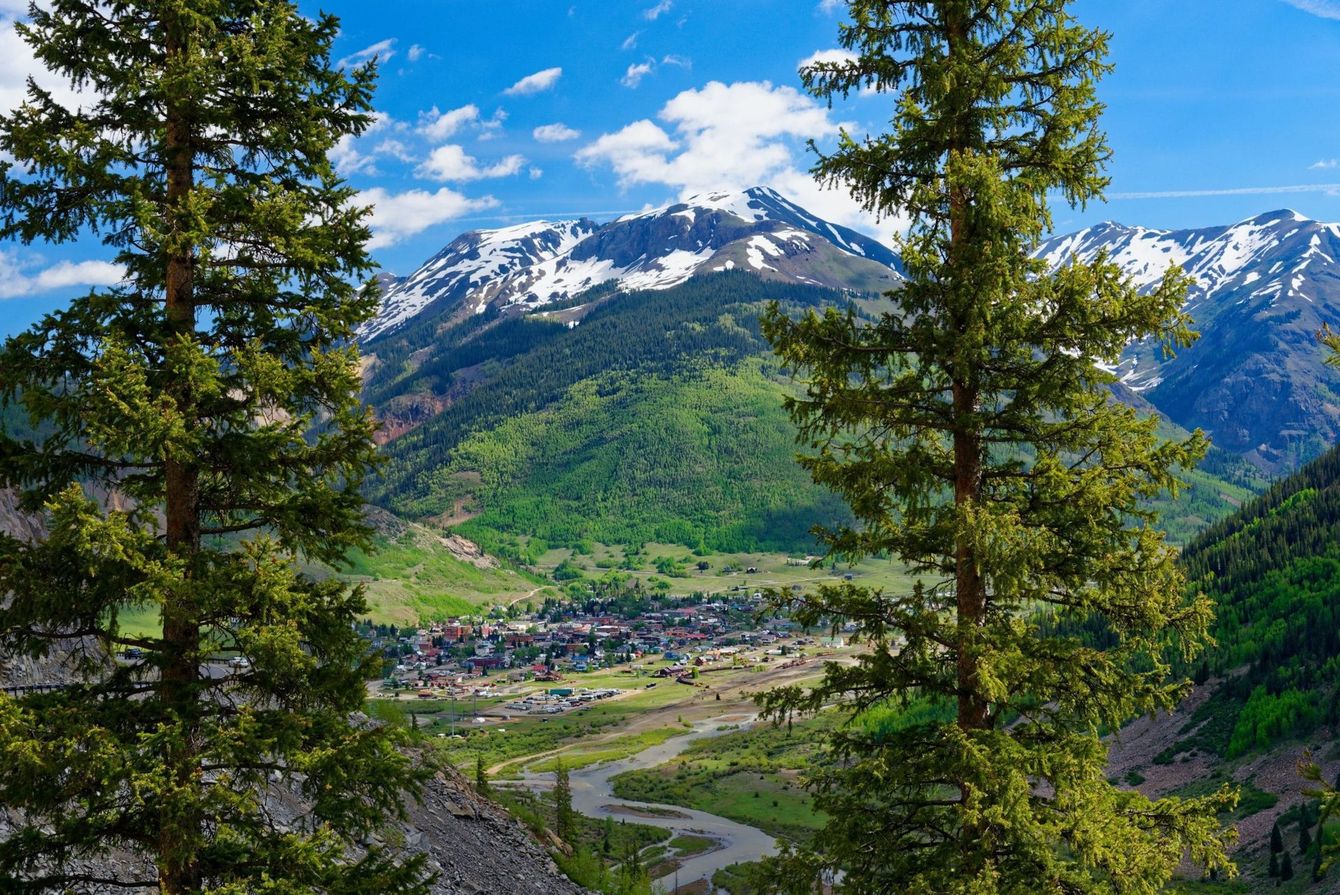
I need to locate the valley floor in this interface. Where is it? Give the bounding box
[377,653,1340,895]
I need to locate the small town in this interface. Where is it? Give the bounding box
[363,588,834,717]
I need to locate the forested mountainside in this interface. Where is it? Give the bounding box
[1170,444,1340,761]
[362,270,1261,557]
[367,193,1340,482]
[1088,444,1340,892]
[364,272,856,555]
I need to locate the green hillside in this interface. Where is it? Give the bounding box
[367,272,855,553]
[340,522,557,625]
[364,271,1262,556]
[1167,445,1340,762]
[401,358,852,554]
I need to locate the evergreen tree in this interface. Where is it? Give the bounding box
[1270,852,1280,879]
[476,753,491,795]
[1302,760,1337,879]
[0,2,428,893]
[757,1,1235,891]
[1273,820,1285,854]
[1281,850,1295,883]
[621,838,644,881]
[615,841,653,895]
[602,815,615,855]
[554,757,575,842]
[1300,819,1313,856]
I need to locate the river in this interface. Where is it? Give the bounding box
[516,716,778,893]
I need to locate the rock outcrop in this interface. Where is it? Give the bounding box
[408,767,593,895]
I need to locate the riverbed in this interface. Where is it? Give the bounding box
[515,715,778,893]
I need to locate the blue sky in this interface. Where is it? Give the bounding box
[3,0,1340,336]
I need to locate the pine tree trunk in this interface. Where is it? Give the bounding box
[953,381,987,732]
[944,9,989,736]
[945,10,991,874]
[159,17,202,895]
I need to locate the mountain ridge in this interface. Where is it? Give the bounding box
[358,186,902,342]
[353,190,1340,560]
[1036,208,1340,469]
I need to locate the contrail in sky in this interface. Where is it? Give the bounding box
[1108,183,1340,200]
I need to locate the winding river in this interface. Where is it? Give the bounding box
[516,716,778,893]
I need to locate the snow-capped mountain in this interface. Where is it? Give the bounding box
[1038,210,1340,468]
[364,192,1340,471]
[359,186,902,341]
[363,219,603,340]
[1038,210,1340,317]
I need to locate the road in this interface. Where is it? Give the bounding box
[506,585,551,608]
[516,716,777,894]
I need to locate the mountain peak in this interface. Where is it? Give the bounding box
[1240,208,1309,226]
[360,188,902,342]
[1036,205,1340,467]
[617,186,778,225]
[1200,209,1314,241]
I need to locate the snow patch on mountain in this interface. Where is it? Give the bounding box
[1038,208,1340,396]
[363,219,600,339]
[1038,209,1340,308]
[360,187,903,341]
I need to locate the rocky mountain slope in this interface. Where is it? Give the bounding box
[0,733,592,895]
[1038,210,1340,470]
[0,490,41,543]
[358,186,902,341]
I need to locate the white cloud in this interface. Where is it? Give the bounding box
[331,134,377,175]
[799,48,856,71]
[817,0,843,12]
[1108,183,1340,200]
[621,31,642,51]
[622,61,655,88]
[417,104,480,141]
[407,44,426,63]
[360,187,500,249]
[643,0,673,20]
[529,167,544,180]
[577,80,897,239]
[0,17,85,115]
[579,81,836,194]
[0,252,125,299]
[504,67,563,96]
[662,54,692,69]
[1281,0,1340,18]
[478,108,508,140]
[337,38,395,69]
[327,113,403,176]
[533,122,582,142]
[374,139,415,162]
[416,144,525,182]
[34,259,124,290]
[575,120,679,186]
[1311,159,1339,170]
